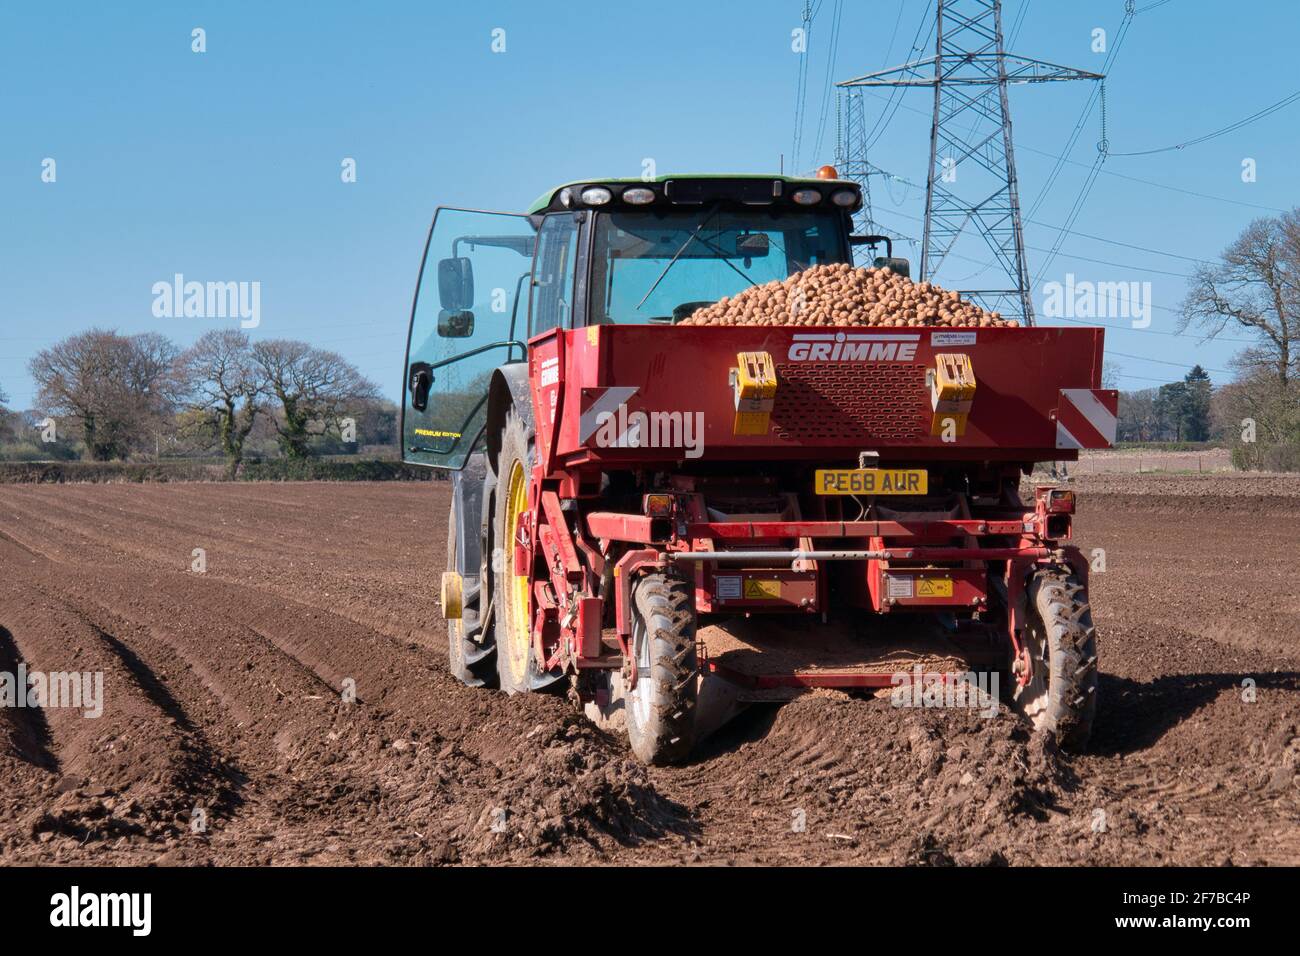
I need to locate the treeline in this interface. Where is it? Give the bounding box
[1115,207,1300,471]
[0,329,395,476]
[1116,366,1213,443]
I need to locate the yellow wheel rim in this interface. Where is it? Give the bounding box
[503,459,532,685]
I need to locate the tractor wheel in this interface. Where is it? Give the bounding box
[624,573,698,765]
[1011,569,1099,751]
[492,407,563,695]
[445,510,495,687]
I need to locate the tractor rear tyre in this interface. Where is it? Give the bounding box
[1012,569,1099,751]
[492,407,563,695]
[445,511,495,687]
[625,573,698,765]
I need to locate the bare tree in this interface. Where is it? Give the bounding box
[251,340,378,458]
[1101,359,1122,392]
[177,329,264,475]
[1182,209,1300,387]
[0,382,13,446]
[1213,366,1300,470]
[28,329,180,460]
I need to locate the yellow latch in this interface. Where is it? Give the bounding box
[440,571,463,620]
[731,351,778,436]
[930,352,976,437]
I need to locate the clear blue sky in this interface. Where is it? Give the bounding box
[2,0,1297,408]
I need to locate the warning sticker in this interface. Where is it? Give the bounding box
[743,579,781,599]
[715,576,741,600]
[916,578,954,598]
[885,575,914,599]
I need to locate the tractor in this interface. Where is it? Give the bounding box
[402,172,1116,764]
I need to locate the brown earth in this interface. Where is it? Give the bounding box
[0,479,1296,866]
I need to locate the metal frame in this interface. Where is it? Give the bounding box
[837,0,1103,325]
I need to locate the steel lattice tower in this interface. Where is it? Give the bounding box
[837,0,1102,325]
[834,89,879,264]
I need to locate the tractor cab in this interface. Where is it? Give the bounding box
[401,174,877,469]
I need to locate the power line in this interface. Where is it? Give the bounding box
[1027,3,1143,286]
[1115,371,1196,385]
[1033,311,1261,346]
[1025,221,1211,264]
[1025,242,1191,278]
[1109,88,1300,157]
[878,0,907,65]
[862,8,933,152]
[873,200,1199,279]
[1007,0,1031,55]
[868,207,1267,347]
[790,1,816,171]
[847,85,1288,214]
[810,0,846,162]
[1024,7,1132,223]
[1106,348,1230,375]
[837,157,1216,266]
[1018,141,1286,213]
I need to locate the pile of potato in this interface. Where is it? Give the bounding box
[678,262,1017,328]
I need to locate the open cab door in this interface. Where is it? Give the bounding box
[402,207,537,469]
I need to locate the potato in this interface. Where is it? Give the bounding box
[678,263,1014,329]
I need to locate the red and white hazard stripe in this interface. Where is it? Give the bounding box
[1055,388,1118,449]
[579,386,639,445]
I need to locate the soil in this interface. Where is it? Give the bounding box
[0,479,1296,865]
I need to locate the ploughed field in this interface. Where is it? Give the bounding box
[0,477,1297,865]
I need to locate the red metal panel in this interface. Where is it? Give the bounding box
[576,596,603,660]
[554,325,1105,462]
[528,330,565,475]
[585,511,657,543]
[701,661,983,691]
[704,568,819,612]
[875,567,988,612]
[685,519,1027,540]
[540,490,581,577]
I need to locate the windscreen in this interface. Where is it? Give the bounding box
[590,205,849,324]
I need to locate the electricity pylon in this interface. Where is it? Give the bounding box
[837,0,1102,325]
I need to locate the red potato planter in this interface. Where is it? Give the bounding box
[403,173,1115,764]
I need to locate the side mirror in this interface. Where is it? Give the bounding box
[734,233,770,257]
[851,234,910,278]
[874,256,910,278]
[438,257,474,311]
[437,309,475,338]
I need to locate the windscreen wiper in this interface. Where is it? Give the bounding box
[690,233,760,291]
[634,202,721,311]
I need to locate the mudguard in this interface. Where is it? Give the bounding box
[451,453,487,580]
[484,362,534,473]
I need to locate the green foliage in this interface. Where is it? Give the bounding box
[1117,366,1214,443]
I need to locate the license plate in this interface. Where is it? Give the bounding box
[814,469,928,495]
